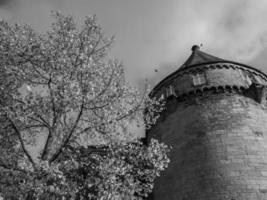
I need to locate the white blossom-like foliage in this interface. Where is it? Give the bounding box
[0,11,169,200]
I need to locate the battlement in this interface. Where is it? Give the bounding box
[151,48,267,106]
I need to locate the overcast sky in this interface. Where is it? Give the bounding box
[1,0,267,86]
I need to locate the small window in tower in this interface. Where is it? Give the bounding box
[253,75,262,84]
[159,93,165,100]
[166,85,177,97]
[239,69,245,81]
[245,71,262,85]
[245,74,252,85]
[192,73,206,86]
[241,71,252,86]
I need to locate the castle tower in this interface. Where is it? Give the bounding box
[147,46,267,200]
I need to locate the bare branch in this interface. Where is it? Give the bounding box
[16,52,50,82]
[41,129,53,160]
[0,162,28,174]
[28,116,50,128]
[35,113,50,128]
[116,86,147,122]
[49,102,84,163]
[94,36,114,54]
[86,66,115,103]
[41,76,64,160]
[21,124,47,131]
[84,102,109,110]
[48,75,57,127]
[76,126,92,135]
[87,34,102,57]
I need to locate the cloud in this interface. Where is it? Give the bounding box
[0,0,18,8]
[0,0,11,6]
[198,0,267,61]
[1,0,267,85]
[1,0,267,140]
[146,0,267,86]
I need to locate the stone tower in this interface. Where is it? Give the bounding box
[147,46,267,200]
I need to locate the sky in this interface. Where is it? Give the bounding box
[1,0,267,154]
[1,0,267,87]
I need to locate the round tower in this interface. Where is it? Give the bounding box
[147,46,267,200]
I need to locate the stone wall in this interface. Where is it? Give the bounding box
[152,63,267,100]
[148,94,267,200]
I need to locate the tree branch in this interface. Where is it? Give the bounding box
[35,113,50,128]
[49,102,84,163]
[0,162,28,174]
[28,116,50,128]
[6,117,36,169]
[86,66,115,103]
[16,52,50,82]
[47,75,57,127]
[41,76,61,160]
[41,129,53,160]
[21,124,47,131]
[94,37,114,55]
[76,126,92,136]
[115,84,147,122]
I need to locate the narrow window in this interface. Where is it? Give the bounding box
[159,93,165,100]
[253,75,262,84]
[242,71,253,85]
[239,69,246,82]
[157,89,165,100]
[192,73,206,86]
[246,74,252,85]
[166,85,177,97]
[246,71,262,85]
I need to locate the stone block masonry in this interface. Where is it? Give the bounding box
[147,46,267,200]
[149,94,267,200]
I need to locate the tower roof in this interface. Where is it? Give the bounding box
[151,45,267,94]
[179,45,227,70]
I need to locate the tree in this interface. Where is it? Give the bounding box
[0,12,169,200]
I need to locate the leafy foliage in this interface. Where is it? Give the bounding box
[0,11,169,199]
